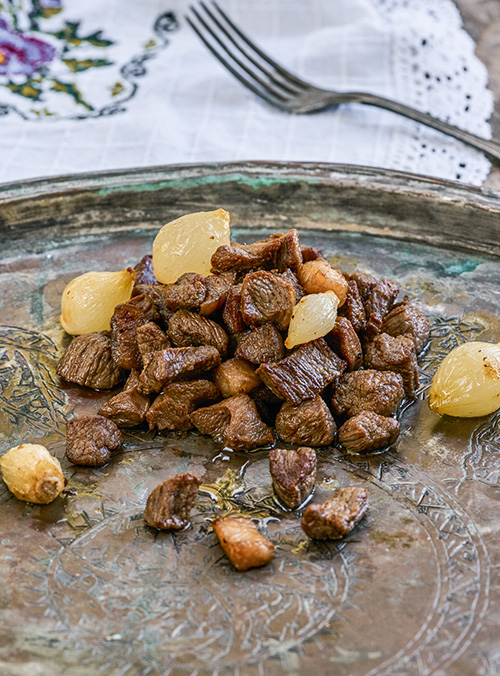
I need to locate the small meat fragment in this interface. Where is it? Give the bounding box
[146,380,219,432]
[269,446,317,509]
[339,279,366,334]
[136,321,170,362]
[168,310,228,355]
[110,293,159,370]
[241,270,296,331]
[223,283,245,334]
[250,385,283,426]
[213,358,261,398]
[328,317,363,370]
[144,473,200,530]
[280,268,304,302]
[135,284,174,325]
[364,333,419,396]
[139,346,220,394]
[57,332,125,390]
[256,338,346,407]
[331,370,404,419]
[235,324,284,364]
[275,397,336,446]
[133,254,158,288]
[273,229,302,272]
[191,394,274,451]
[213,516,274,571]
[364,279,400,339]
[211,234,282,273]
[301,487,369,539]
[66,415,122,466]
[200,272,236,316]
[154,273,207,312]
[346,271,378,301]
[380,299,430,354]
[337,411,400,454]
[98,370,150,427]
[300,244,327,263]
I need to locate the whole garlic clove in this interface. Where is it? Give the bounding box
[0,444,65,504]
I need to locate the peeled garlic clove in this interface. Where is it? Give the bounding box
[429,341,500,417]
[153,209,231,284]
[285,291,339,349]
[0,444,65,504]
[60,268,136,335]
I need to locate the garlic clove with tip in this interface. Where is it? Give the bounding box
[285,291,339,350]
[0,444,65,504]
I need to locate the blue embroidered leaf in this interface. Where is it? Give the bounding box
[50,79,94,111]
[63,58,113,73]
[5,79,43,101]
[49,22,114,48]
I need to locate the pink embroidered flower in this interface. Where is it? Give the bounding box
[0,18,55,78]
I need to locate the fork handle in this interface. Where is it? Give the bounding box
[334,91,500,163]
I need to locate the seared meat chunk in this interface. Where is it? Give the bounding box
[273,229,302,272]
[213,358,261,398]
[302,487,369,539]
[380,299,430,354]
[280,268,304,302]
[331,370,404,419]
[300,244,326,263]
[144,473,200,530]
[346,271,378,301]
[66,415,122,466]
[213,516,274,571]
[98,371,150,427]
[250,384,283,426]
[256,338,346,406]
[275,397,336,446]
[200,272,236,316]
[136,284,174,325]
[57,332,124,390]
[133,254,158,288]
[364,279,400,339]
[364,333,418,396]
[110,293,159,370]
[223,283,245,334]
[339,279,366,334]
[191,394,274,451]
[328,317,363,371]
[136,321,170,362]
[154,273,207,312]
[235,324,284,364]
[168,310,228,355]
[337,411,400,453]
[146,380,220,432]
[269,446,317,509]
[241,270,296,331]
[211,234,282,273]
[139,345,220,394]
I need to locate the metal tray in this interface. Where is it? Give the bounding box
[1,162,500,676]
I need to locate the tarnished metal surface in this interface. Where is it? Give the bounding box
[0,163,500,676]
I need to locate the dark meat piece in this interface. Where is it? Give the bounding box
[339,280,366,334]
[300,244,327,263]
[273,229,302,272]
[301,487,369,539]
[136,321,170,362]
[57,332,125,390]
[213,358,261,398]
[200,272,236,316]
[346,271,378,301]
[135,284,174,326]
[380,299,430,354]
[154,273,207,312]
[66,415,122,466]
[110,293,159,370]
[269,446,317,509]
[328,317,363,371]
[235,324,284,364]
[280,268,304,302]
[191,394,274,451]
[98,370,150,427]
[213,516,275,571]
[364,279,400,339]
[211,233,283,273]
[331,369,404,419]
[144,473,200,530]
[250,384,283,426]
[256,338,346,406]
[146,380,220,432]
[240,270,296,331]
[168,310,228,355]
[337,410,400,453]
[223,283,245,334]
[133,254,158,288]
[364,332,418,396]
[275,397,336,446]
[139,345,221,394]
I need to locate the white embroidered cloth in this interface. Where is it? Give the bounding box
[0,0,493,185]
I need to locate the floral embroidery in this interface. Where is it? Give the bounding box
[0,18,55,78]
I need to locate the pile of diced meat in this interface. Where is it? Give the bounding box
[57,228,430,464]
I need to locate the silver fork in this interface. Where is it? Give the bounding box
[186,1,500,163]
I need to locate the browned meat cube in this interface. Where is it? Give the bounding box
[136,321,170,362]
[144,473,200,530]
[167,310,228,355]
[133,254,158,288]
[273,229,302,272]
[57,332,125,390]
[110,294,159,370]
[301,487,369,539]
[191,394,274,451]
[339,279,366,334]
[154,273,207,312]
[364,279,400,339]
[139,346,221,394]
[66,415,122,466]
[213,358,261,398]
[146,380,220,432]
[346,271,378,301]
[256,338,346,407]
[275,397,336,446]
[250,384,283,426]
[364,333,418,396]
[331,369,404,419]
[135,284,174,325]
[223,283,245,334]
[211,234,283,273]
[328,317,363,371]
[200,272,236,316]
[337,411,400,454]
[280,268,304,302]
[300,244,327,263]
[380,299,430,354]
[98,370,150,428]
[235,324,284,364]
[241,270,296,331]
[213,516,274,571]
[269,446,317,509]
